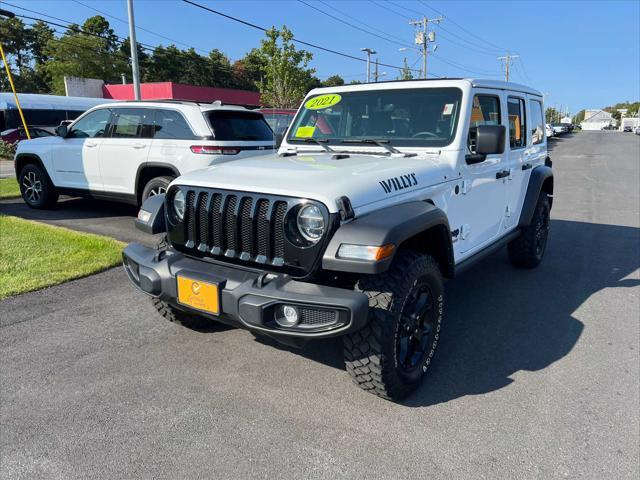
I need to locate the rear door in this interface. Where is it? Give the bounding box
[503,96,531,229]
[51,108,111,190]
[98,108,153,195]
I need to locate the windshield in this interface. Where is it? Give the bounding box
[287,87,462,148]
[207,111,274,141]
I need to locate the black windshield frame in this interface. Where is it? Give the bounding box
[286,87,463,148]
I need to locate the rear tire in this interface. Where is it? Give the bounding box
[141,176,174,204]
[18,163,58,209]
[343,251,444,401]
[508,194,551,268]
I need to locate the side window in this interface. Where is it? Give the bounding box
[68,109,112,138]
[529,99,544,145]
[153,109,196,139]
[109,108,151,138]
[468,95,501,153]
[508,97,526,149]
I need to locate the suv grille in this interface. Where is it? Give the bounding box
[171,188,300,268]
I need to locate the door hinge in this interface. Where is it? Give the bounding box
[505,205,512,217]
[461,180,470,194]
[461,224,471,240]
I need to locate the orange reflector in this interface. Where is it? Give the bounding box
[375,244,395,261]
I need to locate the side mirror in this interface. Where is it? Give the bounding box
[475,125,505,155]
[60,120,73,127]
[55,125,68,138]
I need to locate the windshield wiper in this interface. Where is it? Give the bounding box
[340,138,415,157]
[301,137,334,152]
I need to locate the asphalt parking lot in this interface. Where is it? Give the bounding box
[1,132,639,479]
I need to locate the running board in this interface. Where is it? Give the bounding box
[454,230,521,276]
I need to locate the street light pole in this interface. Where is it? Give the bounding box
[126,0,141,100]
[361,48,376,83]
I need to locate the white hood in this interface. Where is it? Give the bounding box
[172,151,456,214]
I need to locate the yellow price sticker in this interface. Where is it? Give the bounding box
[295,126,316,138]
[304,94,342,110]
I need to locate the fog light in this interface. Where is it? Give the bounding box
[276,305,299,327]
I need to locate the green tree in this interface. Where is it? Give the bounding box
[232,48,266,91]
[43,16,127,94]
[545,107,560,123]
[572,110,585,125]
[322,75,344,87]
[255,26,314,108]
[399,58,413,81]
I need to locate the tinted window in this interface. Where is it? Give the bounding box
[154,109,196,139]
[287,88,462,148]
[468,95,501,153]
[207,111,276,141]
[68,108,111,138]
[109,108,151,138]
[529,99,544,145]
[508,97,526,149]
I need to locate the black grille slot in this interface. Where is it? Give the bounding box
[185,191,196,247]
[298,308,338,327]
[211,193,223,250]
[225,195,238,253]
[239,197,254,256]
[272,201,287,259]
[197,192,209,248]
[256,200,270,258]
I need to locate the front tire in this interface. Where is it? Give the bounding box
[19,163,58,209]
[141,176,174,204]
[343,251,444,401]
[508,194,551,268]
[152,298,197,326]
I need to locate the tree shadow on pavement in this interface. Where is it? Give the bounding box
[260,219,639,407]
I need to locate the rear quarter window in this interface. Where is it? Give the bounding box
[207,111,273,141]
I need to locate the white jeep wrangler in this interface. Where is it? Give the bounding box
[124,79,553,400]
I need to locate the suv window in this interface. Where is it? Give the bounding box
[508,97,526,149]
[109,108,152,138]
[207,111,273,141]
[529,99,544,145]
[468,95,501,153]
[68,108,111,138]
[154,109,197,139]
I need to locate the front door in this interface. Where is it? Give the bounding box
[98,108,153,195]
[454,93,508,256]
[52,108,112,190]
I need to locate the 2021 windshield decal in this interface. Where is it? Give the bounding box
[379,173,418,194]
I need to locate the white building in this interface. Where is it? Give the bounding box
[580,109,615,131]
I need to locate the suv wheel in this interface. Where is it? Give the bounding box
[152,298,198,326]
[141,176,174,204]
[344,251,444,400]
[19,163,58,209]
[508,194,551,268]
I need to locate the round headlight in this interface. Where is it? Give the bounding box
[297,204,325,242]
[173,189,185,220]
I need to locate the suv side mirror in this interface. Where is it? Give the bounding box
[466,125,506,165]
[476,125,505,155]
[55,125,68,138]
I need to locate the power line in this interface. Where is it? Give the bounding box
[416,0,506,53]
[369,0,412,21]
[70,0,210,54]
[180,0,423,75]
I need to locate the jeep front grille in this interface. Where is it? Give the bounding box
[170,187,311,270]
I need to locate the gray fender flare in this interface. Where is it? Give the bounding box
[322,201,453,275]
[518,165,553,227]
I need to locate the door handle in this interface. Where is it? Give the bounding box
[496,169,510,179]
[521,163,533,171]
[132,144,146,149]
[86,142,97,147]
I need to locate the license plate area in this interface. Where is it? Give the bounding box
[176,275,221,315]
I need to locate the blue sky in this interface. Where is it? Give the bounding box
[5,0,640,113]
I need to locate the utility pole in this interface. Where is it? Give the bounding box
[127,0,141,100]
[409,16,442,79]
[374,58,379,82]
[497,52,519,82]
[361,48,376,83]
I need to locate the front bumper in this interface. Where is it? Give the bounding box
[122,243,369,342]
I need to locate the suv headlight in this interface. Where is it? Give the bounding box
[173,189,185,221]
[297,204,325,242]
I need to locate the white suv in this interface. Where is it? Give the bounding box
[14,100,275,208]
[124,79,553,400]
